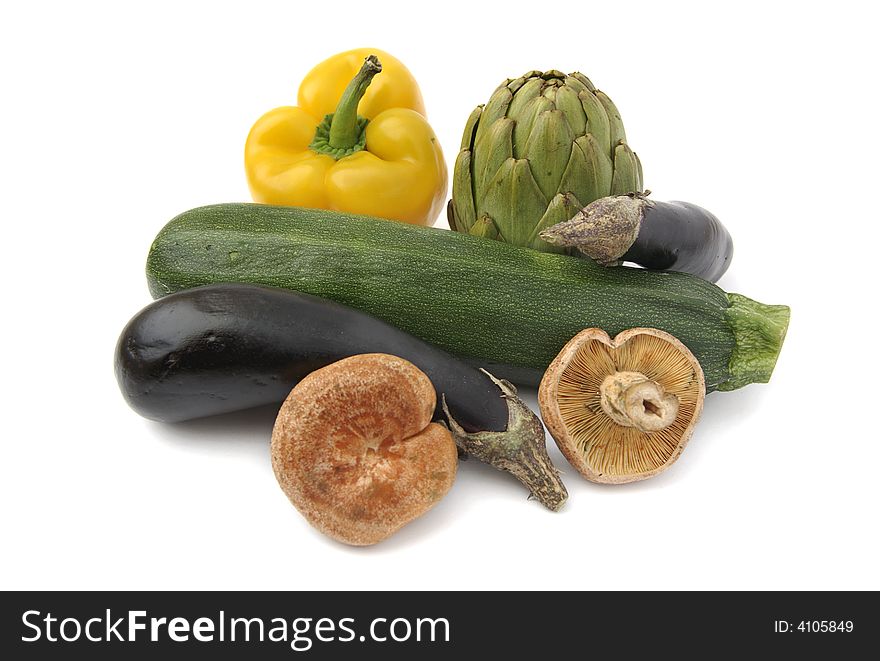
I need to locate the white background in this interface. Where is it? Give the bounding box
[2,0,878,591]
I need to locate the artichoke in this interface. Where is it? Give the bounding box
[449,70,643,252]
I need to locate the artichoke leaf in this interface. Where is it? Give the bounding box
[472,117,514,203]
[554,135,592,205]
[480,157,548,248]
[569,72,596,93]
[554,85,587,136]
[451,149,477,232]
[507,71,542,94]
[578,90,612,155]
[506,77,546,125]
[635,150,644,191]
[446,199,459,232]
[596,90,627,147]
[561,134,613,205]
[511,96,553,159]
[611,142,640,195]
[474,85,513,148]
[469,214,500,240]
[459,105,483,151]
[521,109,575,201]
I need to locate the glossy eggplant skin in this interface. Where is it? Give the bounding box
[622,200,733,283]
[115,284,510,432]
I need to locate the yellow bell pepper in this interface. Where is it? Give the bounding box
[245,49,447,226]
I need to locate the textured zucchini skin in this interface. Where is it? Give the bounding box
[116,284,512,430]
[147,204,789,392]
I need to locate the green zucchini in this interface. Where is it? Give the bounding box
[147,204,789,392]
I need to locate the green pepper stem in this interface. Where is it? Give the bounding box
[328,55,382,150]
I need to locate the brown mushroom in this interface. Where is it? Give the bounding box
[271,354,458,545]
[538,328,705,484]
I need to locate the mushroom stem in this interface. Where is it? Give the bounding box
[442,370,568,511]
[599,371,679,433]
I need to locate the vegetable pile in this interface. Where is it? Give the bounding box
[114,48,790,545]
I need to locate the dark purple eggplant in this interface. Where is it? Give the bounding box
[540,191,733,282]
[114,284,566,510]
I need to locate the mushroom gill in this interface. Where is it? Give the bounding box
[539,328,705,484]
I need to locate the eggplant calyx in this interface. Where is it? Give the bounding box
[540,191,651,264]
[626,189,655,205]
[442,369,568,511]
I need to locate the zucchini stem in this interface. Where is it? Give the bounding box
[442,370,568,511]
[721,293,791,391]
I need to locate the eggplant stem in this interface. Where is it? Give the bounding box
[539,193,647,264]
[442,370,568,511]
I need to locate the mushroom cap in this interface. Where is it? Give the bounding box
[538,328,705,484]
[271,354,458,545]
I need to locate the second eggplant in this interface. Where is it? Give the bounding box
[540,191,734,282]
[115,284,567,510]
